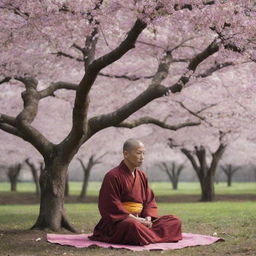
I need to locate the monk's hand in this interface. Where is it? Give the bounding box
[144,217,152,228]
[137,217,152,228]
[145,216,151,222]
[128,215,152,228]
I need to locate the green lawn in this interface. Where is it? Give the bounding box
[0,182,255,255]
[0,202,256,256]
[1,181,255,196]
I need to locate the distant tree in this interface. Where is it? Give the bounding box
[6,163,22,192]
[159,162,184,190]
[177,131,227,201]
[78,153,106,199]
[215,169,220,184]
[221,164,240,187]
[25,158,40,195]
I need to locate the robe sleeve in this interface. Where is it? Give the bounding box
[140,173,158,219]
[98,172,130,224]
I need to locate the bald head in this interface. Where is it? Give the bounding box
[122,138,145,169]
[123,138,144,152]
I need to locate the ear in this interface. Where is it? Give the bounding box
[123,151,129,159]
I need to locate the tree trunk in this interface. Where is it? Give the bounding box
[221,165,239,187]
[31,157,77,232]
[160,162,183,191]
[7,164,21,192]
[227,175,232,187]
[10,180,17,192]
[80,168,91,199]
[200,175,215,201]
[65,174,69,197]
[32,169,40,195]
[172,180,178,190]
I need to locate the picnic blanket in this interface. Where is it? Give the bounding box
[47,232,224,251]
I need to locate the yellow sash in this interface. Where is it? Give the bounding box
[122,202,143,214]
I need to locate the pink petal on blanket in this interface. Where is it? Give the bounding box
[46,233,224,251]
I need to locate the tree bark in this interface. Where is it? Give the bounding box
[201,170,215,201]
[65,173,69,197]
[31,157,77,232]
[7,164,22,192]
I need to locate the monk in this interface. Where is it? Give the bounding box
[89,138,182,245]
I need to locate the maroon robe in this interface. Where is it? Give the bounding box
[89,160,182,245]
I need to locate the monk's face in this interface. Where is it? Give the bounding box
[124,143,145,167]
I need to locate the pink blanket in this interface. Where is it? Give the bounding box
[47,233,224,251]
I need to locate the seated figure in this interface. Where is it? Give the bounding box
[89,138,182,245]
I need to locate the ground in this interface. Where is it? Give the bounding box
[0,182,256,256]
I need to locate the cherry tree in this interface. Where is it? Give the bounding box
[158,161,184,190]
[77,153,106,199]
[165,60,256,201]
[220,164,240,187]
[0,1,255,231]
[6,163,22,192]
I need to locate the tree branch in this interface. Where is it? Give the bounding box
[90,19,147,72]
[0,77,11,84]
[0,123,24,138]
[98,72,153,81]
[88,39,220,136]
[137,40,166,50]
[0,113,16,126]
[0,113,26,138]
[39,81,78,99]
[174,101,216,126]
[115,116,201,130]
[72,43,85,54]
[59,19,148,158]
[181,148,200,176]
[196,103,218,114]
[188,39,220,71]
[168,39,220,93]
[209,143,227,174]
[12,77,53,157]
[52,51,83,62]
[197,61,235,78]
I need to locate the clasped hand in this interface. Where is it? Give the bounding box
[129,214,152,228]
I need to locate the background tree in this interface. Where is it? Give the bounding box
[221,164,240,187]
[25,158,40,195]
[180,136,227,201]
[159,161,184,190]
[78,153,106,200]
[0,1,255,232]
[6,163,22,192]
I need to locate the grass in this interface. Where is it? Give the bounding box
[0,202,256,256]
[1,181,256,196]
[0,182,255,255]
